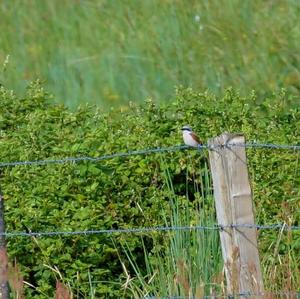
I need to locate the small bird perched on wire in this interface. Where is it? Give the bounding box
[181,125,202,148]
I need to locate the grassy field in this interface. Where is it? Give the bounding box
[1,0,300,108]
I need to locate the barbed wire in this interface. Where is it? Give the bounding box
[144,290,300,298]
[241,142,300,150]
[0,145,188,168]
[2,223,299,238]
[0,142,299,168]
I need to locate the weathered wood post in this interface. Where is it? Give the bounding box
[208,133,264,297]
[0,180,9,299]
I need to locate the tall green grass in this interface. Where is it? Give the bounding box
[1,0,300,107]
[116,157,223,298]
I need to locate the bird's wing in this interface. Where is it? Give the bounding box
[190,132,202,144]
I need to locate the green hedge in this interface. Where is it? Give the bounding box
[0,81,299,297]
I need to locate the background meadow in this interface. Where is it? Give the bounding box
[1,0,300,108]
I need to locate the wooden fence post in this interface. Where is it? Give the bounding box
[208,133,264,297]
[0,181,9,299]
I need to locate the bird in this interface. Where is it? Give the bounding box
[181,125,202,148]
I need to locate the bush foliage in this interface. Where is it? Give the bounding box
[0,81,299,297]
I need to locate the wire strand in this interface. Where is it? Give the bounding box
[2,223,299,238]
[0,142,299,168]
[0,145,188,168]
[143,290,300,299]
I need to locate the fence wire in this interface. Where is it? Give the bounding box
[0,142,300,168]
[144,290,300,298]
[2,223,299,238]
